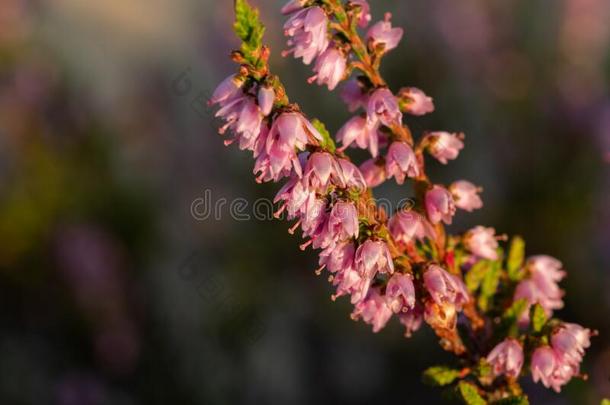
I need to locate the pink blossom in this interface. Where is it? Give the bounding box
[337,115,380,157]
[423,265,469,309]
[399,87,434,116]
[385,273,416,313]
[359,158,387,188]
[215,95,263,150]
[309,47,347,90]
[351,288,393,332]
[366,13,404,52]
[257,86,275,116]
[281,0,307,15]
[351,0,372,28]
[319,241,355,274]
[385,141,420,184]
[464,226,499,260]
[367,88,402,128]
[551,323,591,368]
[332,267,373,304]
[274,176,315,219]
[299,198,327,238]
[398,305,423,337]
[355,240,394,279]
[303,152,335,190]
[328,201,359,241]
[425,185,456,225]
[426,132,465,164]
[209,74,244,106]
[334,158,367,192]
[450,180,483,212]
[530,346,574,393]
[283,7,330,65]
[340,80,368,112]
[486,338,524,378]
[389,210,435,243]
[514,255,566,319]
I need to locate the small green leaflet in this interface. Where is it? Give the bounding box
[234,0,265,66]
[422,366,461,386]
[507,236,525,281]
[457,381,487,405]
[311,119,337,153]
[493,396,529,405]
[478,261,501,312]
[530,303,547,333]
[465,260,490,292]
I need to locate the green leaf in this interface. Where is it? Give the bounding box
[311,119,336,153]
[466,260,490,292]
[601,399,610,405]
[530,303,547,333]
[493,396,529,405]
[457,381,487,405]
[422,366,461,386]
[507,236,525,281]
[478,261,501,312]
[234,0,265,65]
[500,298,529,336]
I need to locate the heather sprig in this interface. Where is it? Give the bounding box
[207,1,595,403]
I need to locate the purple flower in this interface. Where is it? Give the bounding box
[328,201,359,241]
[209,74,244,106]
[359,158,387,188]
[389,210,435,244]
[334,158,367,192]
[385,141,420,184]
[464,226,499,260]
[514,255,566,320]
[215,95,263,150]
[366,13,404,52]
[398,305,423,337]
[281,0,307,15]
[367,88,402,128]
[530,346,578,393]
[486,338,524,378]
[551,323,591,368]
[426,131,465,164]
[309,47,347,90]
[340,79,368,112]
[319,241,355,274]
[351,288,393,332]
[425,185,456,225]
[399,87,434,116]
[351,0,372,28]
[385,273,416,313]
[450,180,483,212]
[283,7,329,65]
[337,115,380,157]
[303,151,335,190]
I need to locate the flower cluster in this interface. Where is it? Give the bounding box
[210,1,594,402]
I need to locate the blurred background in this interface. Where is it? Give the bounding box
[0,0,609,404]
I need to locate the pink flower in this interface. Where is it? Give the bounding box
[334,158,367,192]
[337,115,380,157]
[531,346,556,387]
[366,13,403,52]
[464,226,499,260]
[486,338,524,378]
[385,273,416,313]
[254,113,321,182]
[398,87,434,116]
[281,0,307,15]
[423,265,469,309]
[283,7,329,65]
[385,141,420,184]
[425,185,456,225]
[355,240,394,279]
[551,323,591,368]
[351,0,371,28]
[309,47,347,90]
[389,210,435,244]
[367,88,402,128]
[514,255,566,320]
[215,95,263,150]
[328,201,359,241]
[257,86,275,116]
[274,175,315,219]
[359,158,387,188]
[209,74,244,106]
[340,80,368,112]
[332,267,373,304]
[351,288,393,332]
[303,152,335,190]
[426,132,465,164]
[319,241,355,274]
[398,305,423,337]
[450,180,483,212]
